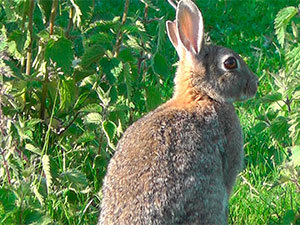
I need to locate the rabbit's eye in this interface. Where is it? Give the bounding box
[224,57,238,70]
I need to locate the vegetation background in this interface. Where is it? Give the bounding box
[0,0,299,224]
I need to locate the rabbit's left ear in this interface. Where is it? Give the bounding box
[166,20,184,58]
[176,0,204,55]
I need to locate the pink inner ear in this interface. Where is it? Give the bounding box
[168,21,178,47]
[180,10,199,53]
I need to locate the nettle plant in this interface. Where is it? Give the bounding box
[0,0,172,223]
[257,5,300,192]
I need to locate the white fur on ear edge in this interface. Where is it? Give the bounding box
[166,20,184,58]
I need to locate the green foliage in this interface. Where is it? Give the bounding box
[0,0,300,224]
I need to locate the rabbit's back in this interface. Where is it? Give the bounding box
[98,99,241,225]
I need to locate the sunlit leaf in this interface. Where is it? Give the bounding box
[274,6,298,47]
[290,146,300,166]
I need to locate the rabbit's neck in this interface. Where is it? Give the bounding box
[171,60,210,108]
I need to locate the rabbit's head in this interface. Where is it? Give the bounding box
[166,0,258,104]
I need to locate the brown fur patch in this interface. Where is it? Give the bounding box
[166,56,209,109]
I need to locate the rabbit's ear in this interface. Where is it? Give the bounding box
[176,0,204,55]
[166,20,182,56]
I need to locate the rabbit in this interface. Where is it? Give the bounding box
[98,0,258,224]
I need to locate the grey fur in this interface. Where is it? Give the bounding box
[98,0,258,224]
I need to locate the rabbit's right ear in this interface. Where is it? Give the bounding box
[176,0,204,55]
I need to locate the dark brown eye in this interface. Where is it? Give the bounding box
[224,56,238,70]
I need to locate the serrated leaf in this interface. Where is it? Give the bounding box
[25,144,41,155]
[84,113,102,125]
[42,155,52,193]
[45,37,74,73]
[80,45,105,69]
[7,30,26,54]
[274,6,298,47]
[270,116,289,141]
[286,44,300,72]
[88,32,112,46]
[76,132,96,144]
[261,92,282,103]
[79,103,102,113]
[152,52,169,77]
[100,57,121,84]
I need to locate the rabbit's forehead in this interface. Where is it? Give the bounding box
[215,47,241,59]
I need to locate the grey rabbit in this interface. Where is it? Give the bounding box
[98,0,258,224]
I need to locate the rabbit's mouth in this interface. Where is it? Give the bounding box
[243,77,258,99]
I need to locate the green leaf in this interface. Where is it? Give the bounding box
[290,146,300,166]
[24,209,52,225]
[80,45,105,69]
[42,155,52,193]
[45,37,74,73]
[7,30,26,54]
[270,116,289,141]
[59,78,76,111]
[37,0,53,23]
[0,188,16,212]
[261,92,282,103]
[100,57,121,84]
[146,85,161,111]
[289,112,300,145]
[274,6,298,47]
[253,121,268,133]
[76,132,96,144]
[152,52,169,77]
[102,120,116,148]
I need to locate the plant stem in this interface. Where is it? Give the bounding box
[65,6,74,38]
[40,67,48,120]
[25,0,35,76]
[40,0,58,120]
[114,0,130,57]
[49,0,58,35]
